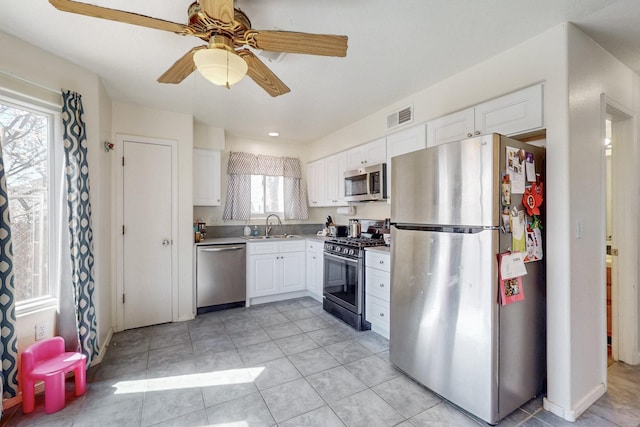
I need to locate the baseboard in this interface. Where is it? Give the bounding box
[543,382,606,422]
[2,382,46,411]
[247,290,308,306]
[370,324,389,340]
[90,327,113,367]
[307,291,323,303]
[178,313,195,322]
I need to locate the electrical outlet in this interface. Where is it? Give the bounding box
[35,321,48,341]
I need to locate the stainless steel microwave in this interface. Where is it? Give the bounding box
[344,163,387,202]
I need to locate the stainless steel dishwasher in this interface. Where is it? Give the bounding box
[196,243,246,313]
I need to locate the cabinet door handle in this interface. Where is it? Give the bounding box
[379,260,384,264]
[467,133,473,137]
[379,283,384,288]
[475,130,481,135]
[379,313,384,317]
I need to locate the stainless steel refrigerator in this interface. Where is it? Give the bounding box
[389,133,546,424]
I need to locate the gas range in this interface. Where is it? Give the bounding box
[324,237,386,259]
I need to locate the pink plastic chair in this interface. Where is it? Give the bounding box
[21,336,87,414]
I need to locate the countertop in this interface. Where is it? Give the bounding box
[195,234,328,246]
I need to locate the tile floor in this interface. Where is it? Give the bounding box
[3,296,640,426]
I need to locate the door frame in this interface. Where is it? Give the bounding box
[600,94,639,365]
[114,134,179,332]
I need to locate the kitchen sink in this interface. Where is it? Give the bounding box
[243,234,299,240]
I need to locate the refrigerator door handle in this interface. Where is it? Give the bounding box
[393,224,496,233]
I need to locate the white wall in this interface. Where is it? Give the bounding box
[309,22,640,420]
[111,102,194,323]
[0,31,113,354]
[194,123,225,151]
[309,23,600,419]
[194,133,320,227]
[566,23,640,410]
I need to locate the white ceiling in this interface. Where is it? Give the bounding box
[1,0,639,143]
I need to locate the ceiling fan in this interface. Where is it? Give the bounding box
[49,0,348,97]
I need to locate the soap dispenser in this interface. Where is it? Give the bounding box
[243,224,251,237]
[252,225,259,237]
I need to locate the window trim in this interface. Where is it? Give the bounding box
[0,91,63,316]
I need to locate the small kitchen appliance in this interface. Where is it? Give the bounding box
[349,219,361,238]
[344,164,387,202]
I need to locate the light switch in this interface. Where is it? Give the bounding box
[576,220,583,239]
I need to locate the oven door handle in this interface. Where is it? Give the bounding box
[323,251,359,264]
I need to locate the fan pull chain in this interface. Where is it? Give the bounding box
[226,50,230,89]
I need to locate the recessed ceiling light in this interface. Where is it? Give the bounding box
[268,132,279,137]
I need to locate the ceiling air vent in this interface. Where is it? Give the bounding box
[257,50,286,63]
[386,105,413,130]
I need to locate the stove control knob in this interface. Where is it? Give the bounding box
[349,249,355,256]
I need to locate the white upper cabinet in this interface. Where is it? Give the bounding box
[193,148,221,206]
[324,151,348,206]
[386,124,427,199]
[474,84,543,136]
[426,108,475,147]
[427,84,543,147]
[346,137,387,170]
[306,159,325,207]
[307,152,349,207]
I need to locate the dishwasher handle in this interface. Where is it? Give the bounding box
[198,245,245,253]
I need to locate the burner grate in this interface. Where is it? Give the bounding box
[327,237,386,248]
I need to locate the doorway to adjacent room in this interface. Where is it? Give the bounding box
[602,96,637,367]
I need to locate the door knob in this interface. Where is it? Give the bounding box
[162,239,170,246]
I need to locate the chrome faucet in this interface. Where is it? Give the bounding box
[265,214,282,237]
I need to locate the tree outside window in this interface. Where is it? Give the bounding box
[0,100,52,303]
[251,175,284,216]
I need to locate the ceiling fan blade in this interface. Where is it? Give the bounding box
[49,0,187,33]
[246,30,348,57]
[199,0,234,24]
[158,46,207,84]
[237,49,290,97]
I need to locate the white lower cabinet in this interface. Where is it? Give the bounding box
[365,249,390,339]
[247,240,306,302]
[305,239,324,302]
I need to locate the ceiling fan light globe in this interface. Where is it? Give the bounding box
[194,48,248,86]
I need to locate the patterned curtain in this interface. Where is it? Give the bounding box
[0,141,19,399]
[223,152,256,221]
[61,90,99,365]
[282,157,308,220]
[222,152,308,221]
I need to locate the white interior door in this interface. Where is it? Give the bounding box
[122,138,173,329]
